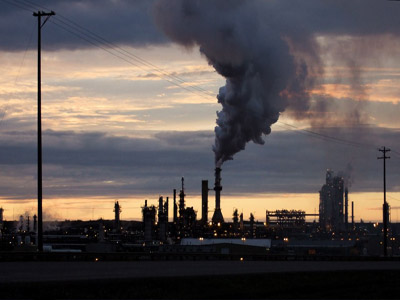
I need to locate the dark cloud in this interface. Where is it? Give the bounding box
[286,96,400,128]
[3,0,400,52]
[0,0,166,51]
[2,0,400,219]
[0,128,399,200]
[153,0,400,167]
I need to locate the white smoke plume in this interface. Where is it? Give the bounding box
[154,0,400,167]
[338,162,355,189]
[154,0,317,166]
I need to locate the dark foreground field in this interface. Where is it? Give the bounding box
[1,269,400,299]
[0,271,400,299]
[1,261,400,299]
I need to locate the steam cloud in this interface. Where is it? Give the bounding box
[338,162,355,189]
[154,0,316,166]
[154,0,400,167]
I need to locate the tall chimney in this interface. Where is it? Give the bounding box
[233,209,239,232]
[158,196,167,242]
[212,167,224,224]
[26,216,30,232]
[165,197,169,222]
[114,201,121,232]
[33,214,37,232]
[158,196,163,218]
[345,188,349,230]
[179,177,185,216]
[214,168,221,210]
[201,180,209,225]
[351,201,354,230]
[173,189,177,223]
[249,213,255,238]
[240,212,244,234]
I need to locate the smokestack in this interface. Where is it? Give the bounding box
[158,196,167,242]
[345,188,349,230]
[201,180,209,225]
[240,212,244,234]
[26,216,30,232]
[233,209,239,233]
[173,189,177,223]
[114,201,121,232]
[214,168,221,210]
[212,167,224,224]
[19,215,23,232]
[249,213,255,238]
[165,197,169,222]
[158,196,163,217]
[351,201,354,230]
[33,214,37,232]
[179,177,185,215]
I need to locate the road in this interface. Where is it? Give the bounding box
[2,260,400,283]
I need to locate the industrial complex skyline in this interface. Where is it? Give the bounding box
[0,0,400,223]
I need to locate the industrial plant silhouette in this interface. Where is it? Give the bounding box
[1,168,397,259]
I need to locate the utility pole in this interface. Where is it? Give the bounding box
[33,10,55,252]
[378,146,390,257]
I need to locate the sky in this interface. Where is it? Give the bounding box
[0,0,400,223]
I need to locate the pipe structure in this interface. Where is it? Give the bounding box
[214,168,222,210]
[173,189,177,223]
[212,167,224,224]
[114,201,121,232]
[201,180,209,225]
[33,215,37,232]
[345,188,349,230]
[165,197,169,222]
[158,196,163,217]
[179,177,185,216]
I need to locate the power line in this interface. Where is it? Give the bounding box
[2,0,216,101]
[0,0,32,12]
[5,0,400,157]
[391,149,400,158]
[16,0,216,99]
[388,194,400,202]
[279,122,378,150]
[49,18,217,100]
[54,14,216,97]
[276,122,383,152]
[0,22,35,128]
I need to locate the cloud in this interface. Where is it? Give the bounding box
[2,1,400,223]
[3,0,400,53]
[153,0,400,167]
[0,127,399,201]
[0,0,166,52]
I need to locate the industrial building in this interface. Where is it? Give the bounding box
[0,168,397,258]
[319,170,346,231]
